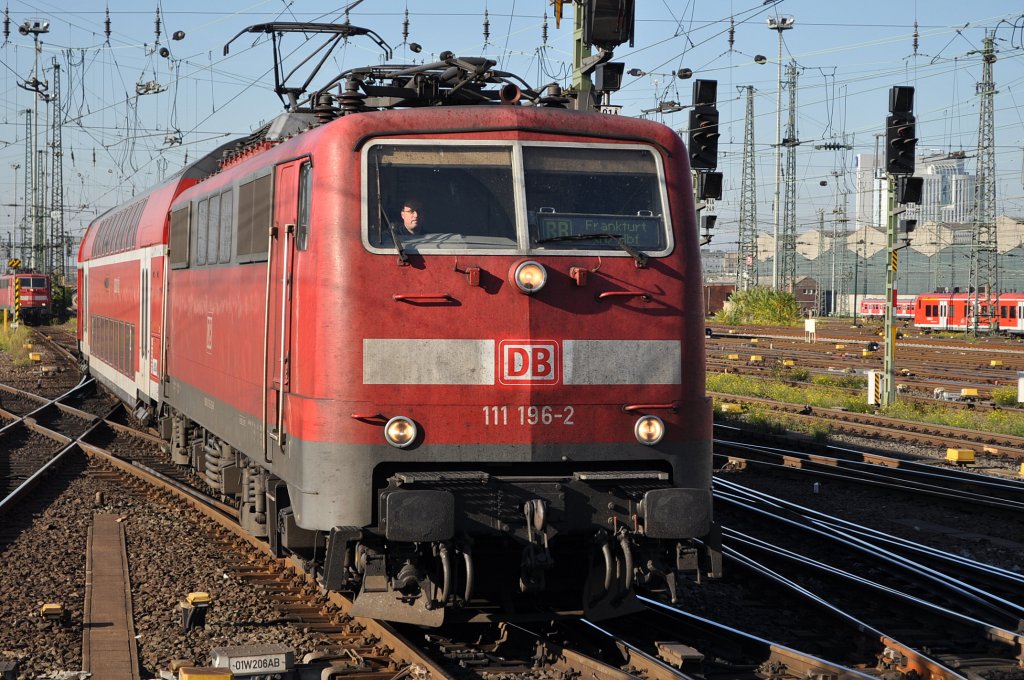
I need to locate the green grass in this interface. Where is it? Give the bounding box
[707,372,872,413]
[0,323,33,366]
[708,371,1024,438]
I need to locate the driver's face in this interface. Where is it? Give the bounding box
[401,206,419,232]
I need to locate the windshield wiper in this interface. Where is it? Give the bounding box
[536,233,648,268]
[375,157,408,264]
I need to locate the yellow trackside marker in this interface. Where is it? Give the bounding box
[29,352,42,362]
[186,592,212,606]
[990,360,1003,367]
[177,669,233,679]
[891,250,899,271]
[40,603,64,620]
[726,353,739,360]
[945,448,975,464]
[960,388,979,398]
[721,403,743,413]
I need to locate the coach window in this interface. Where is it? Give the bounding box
[169,206,190,269]
[525,146,669,255]
[366,144,516,251]
[296,162,311,251]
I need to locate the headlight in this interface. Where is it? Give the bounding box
[511,260,547,294]
[634,415,665,446]
[384,416,418,448]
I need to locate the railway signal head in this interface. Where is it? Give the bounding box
[698,171,723,200]
[897,175,923,204]
[688,106,720,170]
[700,214,717,245]
[886,113,917,175]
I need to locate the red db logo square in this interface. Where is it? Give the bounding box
[499,341,559,385]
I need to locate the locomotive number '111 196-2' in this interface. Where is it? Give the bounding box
[482,405,576,426]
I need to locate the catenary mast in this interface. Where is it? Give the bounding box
[737,85,758,290]
[969,32,997,333]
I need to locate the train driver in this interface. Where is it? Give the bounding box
[400,198,425,235]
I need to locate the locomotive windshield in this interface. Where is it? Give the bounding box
[364,142,670,255]
[524,146,667,252]
[366,144,518,250]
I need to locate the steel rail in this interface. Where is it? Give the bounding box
[714,463,1024,590]
[721,528,1024,661]
[80,442,453,679]
[715,437,1024,511]
[710,391,1024,458]
[716,482,1024,628]
[720,544,975,680]
[634,598,876,675]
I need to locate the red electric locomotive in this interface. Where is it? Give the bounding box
[0,271,53,325]
[78,25,719,625]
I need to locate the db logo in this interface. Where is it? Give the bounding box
[499,341,559,385]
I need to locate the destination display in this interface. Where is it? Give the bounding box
[536,213,664,248]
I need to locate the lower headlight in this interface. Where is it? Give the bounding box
[385,416,418,448]
[634,415,665,446]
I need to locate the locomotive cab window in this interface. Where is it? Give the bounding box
[366,144,517,251]
[363,142,670,256]
[525,146,669,253]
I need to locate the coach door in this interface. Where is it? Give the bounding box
[266,159,303,456]
[939,300,949,330]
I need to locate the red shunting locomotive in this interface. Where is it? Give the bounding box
[78,24,720,626]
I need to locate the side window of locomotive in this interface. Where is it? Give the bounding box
[524,146,668,253]
[219,189,233,263]
[169,206,190,269]
[196,198,209,266]
[296,162,311,251]
[237,174,272,263]
[366,144,516,250]
[206,193,221,265]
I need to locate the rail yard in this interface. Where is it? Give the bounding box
[1,321,1022,679]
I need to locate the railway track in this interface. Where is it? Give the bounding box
[711,391,1024,462]
[1,387,704,678]
[3,324,1024,678]
[714,478,1024,677]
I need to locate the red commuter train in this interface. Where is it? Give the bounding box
[0,272,53,325]
[914,292,1024,333]
[858,295,915,319]
[78,37,718,625]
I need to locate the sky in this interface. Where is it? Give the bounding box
[1,0,1023,255]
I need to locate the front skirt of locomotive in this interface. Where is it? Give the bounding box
[322,468,715,626]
